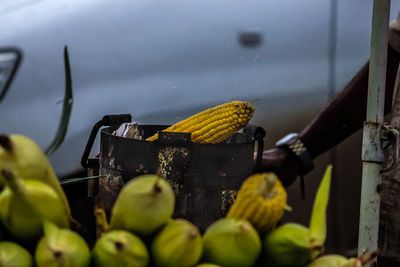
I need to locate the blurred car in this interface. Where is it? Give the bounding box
[1,0,400,255]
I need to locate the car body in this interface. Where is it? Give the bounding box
[1,0,399,254]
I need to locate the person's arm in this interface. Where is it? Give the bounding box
[301,45,400,159]
[261,45,400,187]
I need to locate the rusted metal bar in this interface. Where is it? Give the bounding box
[359,0,391,265]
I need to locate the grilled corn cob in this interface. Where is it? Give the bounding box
[226,172,287,234]
[146,101,255,144]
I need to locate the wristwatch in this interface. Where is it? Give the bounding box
[275,133,314,175]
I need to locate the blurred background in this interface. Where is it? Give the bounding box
[1,0,400,256]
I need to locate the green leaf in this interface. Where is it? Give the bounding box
[60,176,105,185]
[309,165,332,248]
[45,46,73,156]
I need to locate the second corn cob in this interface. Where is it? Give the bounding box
[146,101,255,144]
[226,172,287,234]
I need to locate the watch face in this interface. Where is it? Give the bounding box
[276,133,298,147]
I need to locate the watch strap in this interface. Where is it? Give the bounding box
[276,133,314,175]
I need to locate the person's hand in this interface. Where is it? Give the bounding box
[257,148,302,187]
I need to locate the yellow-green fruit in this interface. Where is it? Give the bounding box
[0,134,71,215]
[202,218,261,267]
[151,219,203,267]
[306,254,352,267]
[35,221,90,267]
[262,165,333,267]
[110,175,175,236]
[0,170,69,244]
[263,223,313,267]
[307,254,373,267]
[0,241,33,267]
[92,230,149,267]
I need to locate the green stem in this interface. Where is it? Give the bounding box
[153,177,163,194]
[1,169,25,194]
[0,135,13,152]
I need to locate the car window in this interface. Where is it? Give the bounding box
[1,0,400,175]
[0,48,21,103]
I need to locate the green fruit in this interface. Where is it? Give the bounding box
[110,175,175,236]
[0,134,71,216]
[263,223,313,267]
[0,169,69,244]
[0,241,33,267]
[151,219,202,267]
[262,165,333,267]
[202,218,261,267]
[306,254,353,267]
[307,251,378,267]
[92,230,149,267]
[35,221,90,267]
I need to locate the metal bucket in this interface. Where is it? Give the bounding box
[81,114,266,231]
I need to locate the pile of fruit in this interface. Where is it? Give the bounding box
[0,133,376,267]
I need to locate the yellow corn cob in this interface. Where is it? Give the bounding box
[226,172,287,234]
[146,101,255,144]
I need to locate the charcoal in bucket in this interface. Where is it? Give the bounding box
[82,115,265,231]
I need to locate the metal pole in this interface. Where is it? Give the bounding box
[359,0,390,265]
